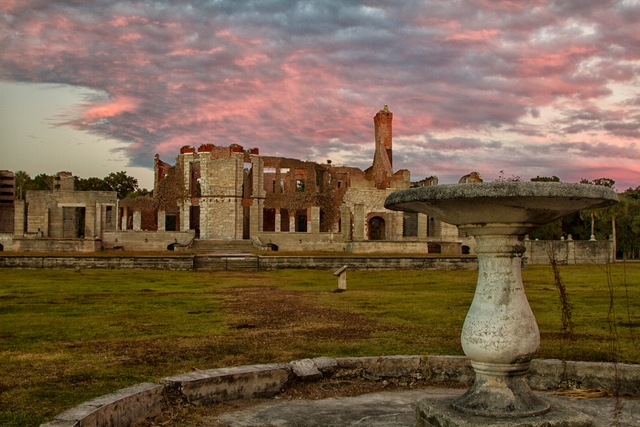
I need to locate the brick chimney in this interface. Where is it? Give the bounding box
[374,104,392,169]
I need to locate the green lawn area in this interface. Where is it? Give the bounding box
[1,264,639,427]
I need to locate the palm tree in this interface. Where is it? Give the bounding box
[14,170,30,200]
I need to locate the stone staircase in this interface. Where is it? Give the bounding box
[189,239,255,254]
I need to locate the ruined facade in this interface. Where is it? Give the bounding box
[11,172,118,252]
[0,171,15,234]
[5,106,472,253]
[152,106,466,253]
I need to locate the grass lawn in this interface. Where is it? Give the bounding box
[0,264,639,427]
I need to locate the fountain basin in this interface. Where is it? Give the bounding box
[385,182,618,423]
[384,182,618,235]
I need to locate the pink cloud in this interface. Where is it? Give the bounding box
[81,96,140,122]
[0,1,639,188]
[444,29,501,42]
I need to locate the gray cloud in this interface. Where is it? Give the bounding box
[0,0,639,187]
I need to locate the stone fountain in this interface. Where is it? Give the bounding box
[385,182,618,426]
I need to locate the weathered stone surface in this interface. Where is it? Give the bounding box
[290,359,323,380]
[43,383,163,427]
[527,359,566,390]
[417,399,595,427]
[385,182,618,235]
[40,421,78,427]
[387,182,618,419]
[312,356,337,373]
[427,356,474,385]
[257,256,478,271]
[528,360,640,396]
[162,364,291,406]
[336,355,422,380]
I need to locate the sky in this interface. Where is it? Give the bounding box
[1,0,640,191]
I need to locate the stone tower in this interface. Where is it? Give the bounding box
[368,105,394,189]
[374,104,393,169]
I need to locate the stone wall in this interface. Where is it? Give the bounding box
[257,255,478,271]
[22,189,117,240]
[0,233,13,251]
[342,187,405,241]
[0,254,478,271]
[102,230,195,251]
[524,239,613,264]
[199,156,244,240]
[346,240,460,255]
[0,255,194,270]
[12,238,101,252]
[256,231,347,251]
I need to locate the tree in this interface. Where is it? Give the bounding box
[127,188,153,198]
[530,176,560,182]
[14,170,31,199]
[103,171,138,199]
[580,177,615,189]
[614,187,640,259]
[27,173,54,191]
[74,176,110,192]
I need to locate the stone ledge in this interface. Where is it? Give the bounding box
[40,382,163,427]
[162,363,291,406]
[39,357,640,427]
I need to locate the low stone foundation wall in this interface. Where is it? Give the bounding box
[524,239,614,264]
[0,255,195,270]
[102,230,195,251]
[12,237,101,252]
[0,254,478,271]
[345,240,461,255]
[257,255,478,271]
[40,356,640,427]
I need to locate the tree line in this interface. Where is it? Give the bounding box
[13,171,150,200]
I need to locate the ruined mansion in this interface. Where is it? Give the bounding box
[1,106,472,254]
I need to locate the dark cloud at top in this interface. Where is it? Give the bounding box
[0,0,639,187]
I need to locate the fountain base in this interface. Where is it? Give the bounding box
[417,399,595,427]
[451,361,550,418]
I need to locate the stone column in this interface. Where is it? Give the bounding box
[340,205,351,240]
[353,204,365,240]
[310,206,319,233]
[14,200,25,236]
[451,235,549,417]
[85,202,96,238]
[440,221,459,240]
[133,210,142,231]
[157,210,166,232]
[121,207,128,231]
[94,202,102,238]
[180,201,191,232]
[275,209,281,232]
[289,213,295,233]
[43,208,49,237]
[417,213,427,240]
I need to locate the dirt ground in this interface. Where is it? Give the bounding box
[133,286,417,426]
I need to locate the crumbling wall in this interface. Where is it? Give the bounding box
[154,162,188,210]
[119,196,158,231]
[262,157,348,233]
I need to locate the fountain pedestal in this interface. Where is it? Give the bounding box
[384,182,617,426]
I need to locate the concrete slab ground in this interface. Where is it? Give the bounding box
[212,388,639,427]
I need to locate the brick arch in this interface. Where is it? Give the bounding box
[366,212,386,240]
